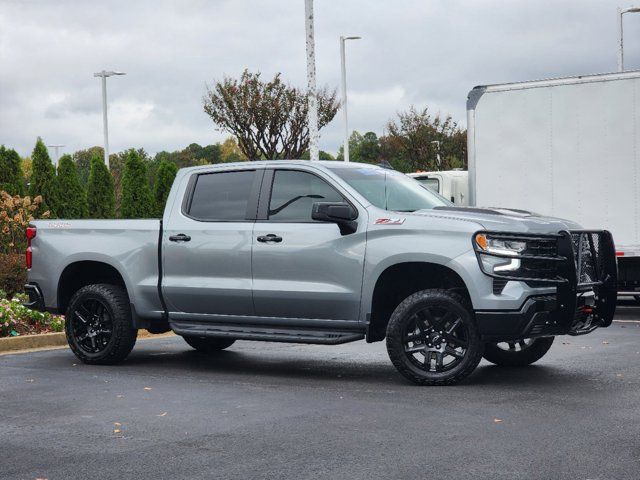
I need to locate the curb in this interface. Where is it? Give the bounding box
[0,330,174,355]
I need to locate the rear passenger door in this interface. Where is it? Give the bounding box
[162,167,263,319]
[251,168,367,321]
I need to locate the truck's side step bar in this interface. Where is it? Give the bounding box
[170,321,365,345]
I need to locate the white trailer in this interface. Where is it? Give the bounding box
[466,70,640,297]
[407,170,469,205]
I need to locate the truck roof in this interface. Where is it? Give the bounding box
[467,69,640,110]
[178,160,384,175]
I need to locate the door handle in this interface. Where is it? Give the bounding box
[169,234,191,242]
[257,234,283,243]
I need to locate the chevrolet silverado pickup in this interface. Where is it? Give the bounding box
[24,161,617,385]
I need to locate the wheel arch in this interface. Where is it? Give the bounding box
[365,260,471,343]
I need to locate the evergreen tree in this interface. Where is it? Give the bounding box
[29,138,58,214]
[86,155,116,218]
[120,149,154,218]
[153,160,178,216]
[55,154,88,218]
[0,145,24,196]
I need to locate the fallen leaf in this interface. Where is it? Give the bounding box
[26,379,34,383]
[616,374,624,378]
[602,341,609,345]
[144,387,152,391]
[157,412,167,417]
[113,429,121,434]
[117,395,124,399]
[114,422,121,426]
[493,418,503,424]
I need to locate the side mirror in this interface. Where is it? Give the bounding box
[312,202,358,234]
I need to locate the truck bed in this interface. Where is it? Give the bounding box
[28,219,164,318]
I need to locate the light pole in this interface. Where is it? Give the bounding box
[46,144,65,169]
[340,35,361,162]
[93,70,126,169]
[304,0,319,161]
[618,7,640,72]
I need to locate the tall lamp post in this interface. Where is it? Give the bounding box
[340,35,361,162]
[93,70,126,169]
[618,7,640,72]
[304,0,319,161]
[46,144,65,169]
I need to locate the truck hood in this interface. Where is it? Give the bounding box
[412,206,582,233]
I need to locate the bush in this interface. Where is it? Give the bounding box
[153,160,178,216]
[0,293,64,337]
[56,154,88,219]
[0,254,26,299]
[87,155,116,218]
[29,137,58,216]
[120,149,155,218]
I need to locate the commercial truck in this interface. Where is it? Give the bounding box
[467,70,640,299]
[24,161,616,385]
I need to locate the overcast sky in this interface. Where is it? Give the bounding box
[0,0,637,159]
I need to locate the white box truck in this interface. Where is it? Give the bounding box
[467,70,640,298]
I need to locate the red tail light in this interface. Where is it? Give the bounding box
[26,226,36,269]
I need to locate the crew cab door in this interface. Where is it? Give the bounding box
[161,167,263,318]
[251,168,367,321]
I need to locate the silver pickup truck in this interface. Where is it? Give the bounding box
[24,161,617,385]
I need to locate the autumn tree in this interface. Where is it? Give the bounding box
[203,69,340,160]
[87,155,116,218]
[55,154,88,219]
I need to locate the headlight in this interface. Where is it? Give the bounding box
[475,233,525,272]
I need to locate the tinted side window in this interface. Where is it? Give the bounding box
[188,170,255,221]
[269,170,344,222]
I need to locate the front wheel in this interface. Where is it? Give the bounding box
[386,289,484,386]
[483,337,555,367]
[183,336,235,353]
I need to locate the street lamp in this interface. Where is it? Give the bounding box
[340,35,361,162]
[304,0,319,161]
[618,7,640,72]
[46,144,65,169]
[93,70,126,169]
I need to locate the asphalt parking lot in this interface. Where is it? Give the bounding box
[2,305,640,480]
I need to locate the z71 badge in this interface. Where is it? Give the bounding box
[375,218,405,225]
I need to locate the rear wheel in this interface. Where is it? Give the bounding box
[483,337,554,367]
[65,284,137,365]
[386,289,484,386]
[183,336,235,353]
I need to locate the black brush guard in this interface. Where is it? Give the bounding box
[474,230,617,337]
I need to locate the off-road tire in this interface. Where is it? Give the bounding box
[386,289,484,386]
[183,336,236,353]
[483,337,555,367]
[65,284,137,365]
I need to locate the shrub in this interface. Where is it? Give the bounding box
[56,154,88,219]
[0,294,64,337]
[153,160,178,216]
[29,137,58,216]
[0,254,26,299]
[120,149,154,218]
[87,155,116,218]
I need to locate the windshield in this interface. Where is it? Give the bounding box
[329,166,452,212]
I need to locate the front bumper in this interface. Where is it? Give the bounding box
[474,230,617,342]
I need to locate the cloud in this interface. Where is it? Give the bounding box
[0,0,637,158]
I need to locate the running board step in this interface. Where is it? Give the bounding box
[170,321,365,345]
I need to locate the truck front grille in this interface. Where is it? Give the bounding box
[571,232,606,286]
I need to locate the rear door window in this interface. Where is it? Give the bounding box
[188,170,256,221]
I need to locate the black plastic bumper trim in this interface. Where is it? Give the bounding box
[23,283,45,311]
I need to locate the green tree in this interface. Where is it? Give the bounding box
[0,146,25,195]
[153,160,178,216]
[29,138,58,215]
[55,154,88,219]
[87,155,116,218]
[357,132,381,164]
[336,131,364,161]
[120,149,154,218]
[72,146,104,186]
